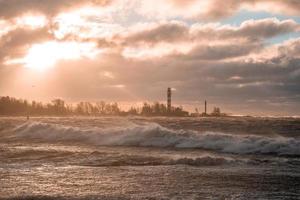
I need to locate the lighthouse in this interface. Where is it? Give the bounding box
[167,88,171,113]
[205,100,207,115]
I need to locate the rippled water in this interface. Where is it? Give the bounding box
[0,116,299,199]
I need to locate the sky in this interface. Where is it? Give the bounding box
[0,0,300,116]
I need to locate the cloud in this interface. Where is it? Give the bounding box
[123,21,189,45]
[116,18,299,60]
[192,18,300,42]
[220,0,299,19]
[176,43,262,60]
[0,0,299,23]
[0,27,53,62]
[1,15,299,66]
[136,0,300,20]
[0,0,111,20]
[116,18,299,46]
[278,39,300,57]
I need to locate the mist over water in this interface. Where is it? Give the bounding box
[0,117,300,199]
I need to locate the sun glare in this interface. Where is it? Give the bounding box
[23,41,97,70]
[16,15,47,28]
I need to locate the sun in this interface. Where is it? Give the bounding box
[24,42,57,70]
[23,41,98,70]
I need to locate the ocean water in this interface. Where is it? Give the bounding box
[0,116,299,200]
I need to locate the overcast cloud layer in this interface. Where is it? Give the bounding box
[0,0,300,116]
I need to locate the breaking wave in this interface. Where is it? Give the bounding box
[7,121,300,156]
[81,155,239,167]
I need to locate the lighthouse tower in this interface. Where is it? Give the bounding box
[167,88,171,113]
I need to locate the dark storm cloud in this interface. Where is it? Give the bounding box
[0,0,111,19]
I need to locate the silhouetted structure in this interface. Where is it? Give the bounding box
[211,107,222,116]
[205,100,207,115]
[167,87,171,113]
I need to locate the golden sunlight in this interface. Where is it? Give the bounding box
[23,41,98,70]
[54,6,108,39]
[16,15,47,28]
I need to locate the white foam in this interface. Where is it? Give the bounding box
[10,121,300,156]
[82,155,237,167]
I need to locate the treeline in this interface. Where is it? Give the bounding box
[0,96,189,116]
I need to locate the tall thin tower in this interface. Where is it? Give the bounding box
[205,100,207,115]
[167,88,171,112]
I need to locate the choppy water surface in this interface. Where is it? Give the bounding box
[0,116,299,199]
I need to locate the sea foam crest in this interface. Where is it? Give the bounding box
[10,121,300,156]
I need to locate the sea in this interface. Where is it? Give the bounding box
[0,116,299,200]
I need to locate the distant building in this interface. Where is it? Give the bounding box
[191,100,227,117]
